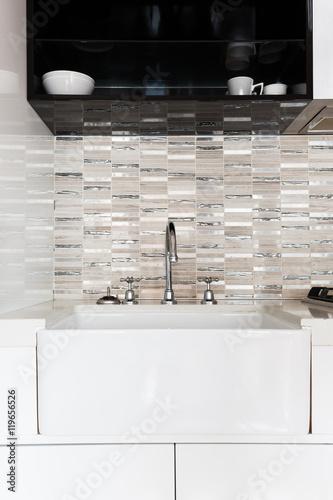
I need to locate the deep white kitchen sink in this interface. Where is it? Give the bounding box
[46,306,299,330]
[37,306,310,436]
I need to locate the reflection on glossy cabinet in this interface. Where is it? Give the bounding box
[176,444,333,499]
[0,444,174,499]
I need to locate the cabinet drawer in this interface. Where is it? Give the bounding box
[0,444,174,499]
[176,444,333,499]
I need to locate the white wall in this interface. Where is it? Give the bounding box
[313,0,333,98]
[0,0,54,314]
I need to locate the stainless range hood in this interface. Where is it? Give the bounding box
[283,100,333,134]
[306,109,333,133]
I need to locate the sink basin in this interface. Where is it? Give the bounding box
[47,306,298,330]
[38,306,310,436]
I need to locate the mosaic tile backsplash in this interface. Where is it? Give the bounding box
[54,134,333,301]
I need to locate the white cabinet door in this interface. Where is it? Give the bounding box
[176,444,333,500]
[312,346,333,434]
[313,0,333,98]
[0,444,174,499]
[0,347,37,437]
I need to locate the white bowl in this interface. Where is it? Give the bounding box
[42,73,95,95]
[263,83,288,95]
[42,70,94,83]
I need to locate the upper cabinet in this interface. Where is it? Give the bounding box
[27,0,313,135]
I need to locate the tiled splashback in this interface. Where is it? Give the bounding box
[54,134,333,301]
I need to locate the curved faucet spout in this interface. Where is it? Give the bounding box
[167,222,178,263]
[161,221,178,304]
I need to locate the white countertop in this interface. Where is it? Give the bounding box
[0,298,333,347]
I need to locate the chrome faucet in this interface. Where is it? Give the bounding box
[161,221,178,304]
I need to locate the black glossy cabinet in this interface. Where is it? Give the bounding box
[27,0,313,135]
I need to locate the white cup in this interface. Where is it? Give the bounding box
[227,76,263,96]
[263,83,287,95]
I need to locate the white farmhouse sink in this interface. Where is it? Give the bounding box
[37,306,310,436]
[46,307,298,331]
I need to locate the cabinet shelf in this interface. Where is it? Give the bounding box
[31,40,308,97]
[28,93,309,99]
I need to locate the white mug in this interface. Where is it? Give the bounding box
[227,76,263,96]
[263,83,287,95]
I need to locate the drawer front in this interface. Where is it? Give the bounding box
[176,444,333,499]
[0,444,174,500]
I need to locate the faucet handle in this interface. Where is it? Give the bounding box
[198,277,219,285]
[120,276,141,286]
[120,277,140,304]
[198,277,219,305]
